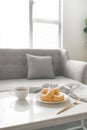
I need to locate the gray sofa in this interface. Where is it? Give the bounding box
[0,48,87,91]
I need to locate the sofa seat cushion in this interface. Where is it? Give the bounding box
[0,76,81,92]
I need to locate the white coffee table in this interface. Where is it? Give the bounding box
[0,91,87,130]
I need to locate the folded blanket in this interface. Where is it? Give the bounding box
[29,83,87,102]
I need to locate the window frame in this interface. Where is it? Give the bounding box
[29,0,63,49]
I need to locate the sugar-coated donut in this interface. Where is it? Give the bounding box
[52,87,60,95]
[52,92,64,102]
[40,88,53,101]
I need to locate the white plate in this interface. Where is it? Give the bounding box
[36,92,68,104]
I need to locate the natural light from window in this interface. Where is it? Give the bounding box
[0,0,29,48]
[33,0,59,49]
[0,0,60,49]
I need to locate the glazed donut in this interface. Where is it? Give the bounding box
[52,87,60,95]
[52,92,64,102]
[40,88,53,101]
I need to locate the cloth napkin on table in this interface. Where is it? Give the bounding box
[58,83,87,102]
[29,86,42,93]
[29,84,57,93]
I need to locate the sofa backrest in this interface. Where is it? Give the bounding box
[0,49,69,79]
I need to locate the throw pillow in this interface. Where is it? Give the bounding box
[26,54,55,79]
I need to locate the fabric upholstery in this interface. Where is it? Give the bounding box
[0,49,68,79]
[26,54,54,79]
[0,49,87,85]
[63,60,87,84]
[0,76,80,92]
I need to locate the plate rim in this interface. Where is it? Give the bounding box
[36,92,68,104]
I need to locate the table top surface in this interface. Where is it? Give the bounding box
[0,91,87,130]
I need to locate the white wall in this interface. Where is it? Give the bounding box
[63,0,87,61]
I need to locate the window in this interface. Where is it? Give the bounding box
[0,0,61,49]
[33,0,59,49]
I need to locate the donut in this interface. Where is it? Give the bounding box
[41,88,48,94]
[46,97,53,102]
[40,88,53,101]
[52,92,64,102]
[52,87,60,95]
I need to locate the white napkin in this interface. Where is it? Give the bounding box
[29,86,42,93]
[60,83,87,102]
[29,84,57,93]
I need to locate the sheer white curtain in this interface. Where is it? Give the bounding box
[0,0,29,48]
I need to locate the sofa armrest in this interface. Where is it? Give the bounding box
[63,60,87,84]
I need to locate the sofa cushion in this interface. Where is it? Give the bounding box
[26,54,55,79]
[0,76,80,92]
